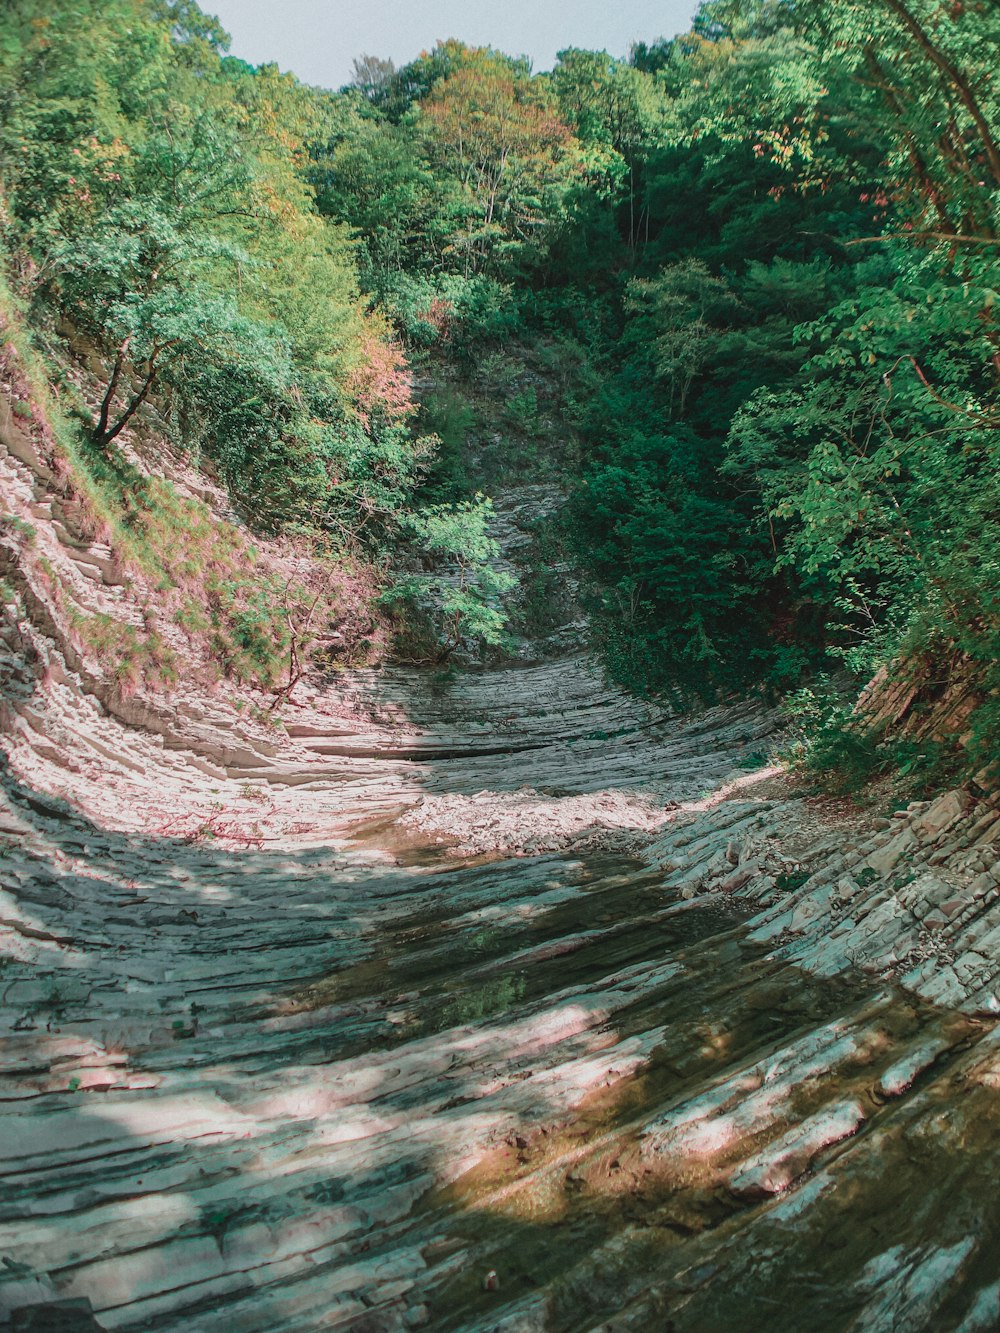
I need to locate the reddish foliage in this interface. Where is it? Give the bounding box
[347,334,415,431]
[416,297,454,340]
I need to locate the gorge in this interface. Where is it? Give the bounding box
[2,1,1000,1329]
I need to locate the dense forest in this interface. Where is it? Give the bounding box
[1,0,998,784]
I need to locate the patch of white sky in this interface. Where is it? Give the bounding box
[205,0,702,90]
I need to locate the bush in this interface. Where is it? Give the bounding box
[382,495,517,660]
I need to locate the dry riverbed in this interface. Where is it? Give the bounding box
[2,442,1000,1330]
[2,649,1000,1331]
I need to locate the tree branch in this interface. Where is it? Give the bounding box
[845,230,1000,247]
[862,46,957,235]
[882,0,1000,188]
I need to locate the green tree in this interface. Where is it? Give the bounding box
[386,497,517,660]
[312,120,441,282]
[418,48,580,275]
[552,48,665,246]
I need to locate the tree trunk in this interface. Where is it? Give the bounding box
[93,337,131,444]
[92,362,160,449]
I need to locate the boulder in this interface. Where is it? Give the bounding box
[914,790,973,843]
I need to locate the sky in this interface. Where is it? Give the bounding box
[205,0,702,90]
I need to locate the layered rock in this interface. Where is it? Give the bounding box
[3,337,1000,1332]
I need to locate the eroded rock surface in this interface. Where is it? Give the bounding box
[2,669,1000,1332]
[2,399,1000,1331]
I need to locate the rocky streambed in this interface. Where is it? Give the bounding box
[3,416,1000,1329]
[2,648,1000,1332]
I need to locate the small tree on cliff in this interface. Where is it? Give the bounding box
[384,496,516,660]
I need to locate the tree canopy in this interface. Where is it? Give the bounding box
[2,0,998,773]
